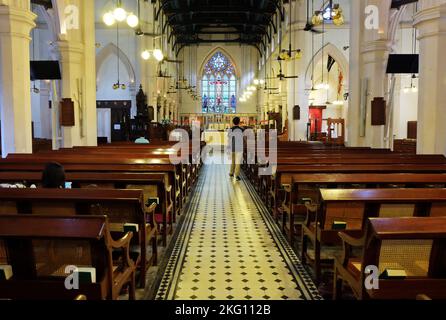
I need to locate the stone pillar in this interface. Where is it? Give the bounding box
[0,3,36,157]
[346,0,364,146]
[39,83,52,139]
[414,0,446,155]
[129,83,137,118]
[57,40,84,148]
[361,39,389,148]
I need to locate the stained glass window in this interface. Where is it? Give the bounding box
[202,51,237,113]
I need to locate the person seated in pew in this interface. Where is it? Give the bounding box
[135,134,150,144]
[41,162,66,189]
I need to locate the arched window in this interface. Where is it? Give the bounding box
[202,51,237,114]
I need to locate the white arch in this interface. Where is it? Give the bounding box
[96,43,136,84]
[304,42,349,89]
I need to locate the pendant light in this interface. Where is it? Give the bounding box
[403,4,419,94]
[113,22,126,90]
[103,0,139,28]
[316,11,329,91]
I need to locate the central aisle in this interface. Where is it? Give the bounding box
[155,158,321,300]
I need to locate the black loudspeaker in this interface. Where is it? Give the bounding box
[293,105,300,120]
[30,61,62,80]
[386,54,419,74]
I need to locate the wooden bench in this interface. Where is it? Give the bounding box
[269,163,446,221]
[0,171,173,248]
[0,215,136,300]
[334,217,446,299]
[0,158,182,222]
[301,188,446,283]
[0,188,156,288]
[280,173,446,245]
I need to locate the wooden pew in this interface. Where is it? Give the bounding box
[0,171,173,247]
[301,188,446,283]
[280,173,446,245]
[0,188,156,288]
[0,157,182,225]
[269,163,446,221]
[0,215,136,300]
[334,217,446,300]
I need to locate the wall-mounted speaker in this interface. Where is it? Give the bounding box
[371,97,386,126]
[60,98,75,127]
[293,105,300,120]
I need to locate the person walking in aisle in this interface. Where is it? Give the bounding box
[228,117,244,181]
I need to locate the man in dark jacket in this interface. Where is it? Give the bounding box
[229,117,244,181]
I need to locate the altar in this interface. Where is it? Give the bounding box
[180,113,258,130]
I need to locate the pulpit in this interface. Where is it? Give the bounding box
[130,85,150,140]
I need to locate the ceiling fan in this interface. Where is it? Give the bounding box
[162,58,183,64]
[275,61,299,81]
[302,0,324,34]
[156,68,172,78]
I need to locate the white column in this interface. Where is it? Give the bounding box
[39,83,52,139]
[0,4,36,157]
[346,0,364,146]
[361,39,389,148]
[57,40,84,148]
[129,83,137,118]
[414,1,446,155]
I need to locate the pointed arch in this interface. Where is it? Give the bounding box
[96,43,136,84]
[199,48,238,113]
[199,47,240,79]
[304,43,349,89]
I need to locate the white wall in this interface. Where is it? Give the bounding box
[29,24,52,139]
[391,23,419,140]
[96,55,133,101]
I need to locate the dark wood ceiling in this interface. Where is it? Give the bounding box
[159,0,282,55]
[31,0,52,9]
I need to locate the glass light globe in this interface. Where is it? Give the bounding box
[312,12,323,26]
[153,49,164,61]
[259,79,265,85]
[126,13,139,28]
[103,12,115,26]
[411,86,418,93]
[253,79,259,85]
[333,15,344,26]
[403,88,409,93]
[113,7,127,22]
[141,50,151,60]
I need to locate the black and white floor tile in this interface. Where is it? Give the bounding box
[155,154,322,300]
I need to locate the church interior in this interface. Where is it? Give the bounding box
[0,0,445,303]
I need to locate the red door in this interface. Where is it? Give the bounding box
[309,108,323,135]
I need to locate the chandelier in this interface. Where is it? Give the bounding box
[312,1,344,26]
[103,0,139,28]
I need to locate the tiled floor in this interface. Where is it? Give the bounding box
[155,154,321,300]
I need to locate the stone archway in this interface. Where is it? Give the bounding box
[96,43,136,84]
[304,42,349,89]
